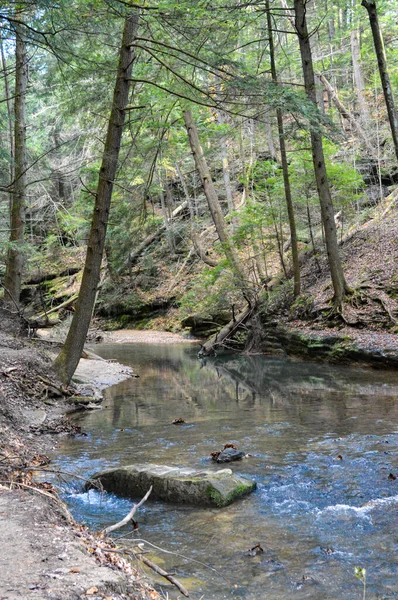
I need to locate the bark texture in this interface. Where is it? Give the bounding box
[266,0,300,297]
[362,0,398,160]
[55,12,139,384]
[294,0,349,305]
[4,19,27,308]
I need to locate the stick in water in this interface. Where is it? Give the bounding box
[102,486,152,535]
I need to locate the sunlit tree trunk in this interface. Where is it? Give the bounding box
[266,0,300,297]
[55,12,139,384]
[4,18,27,308]
[294,0,349,306]
[362,0,398,161]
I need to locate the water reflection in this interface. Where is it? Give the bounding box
[57,343,398,599]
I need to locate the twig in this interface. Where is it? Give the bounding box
[137,554,189,597]
[102,486,152,535]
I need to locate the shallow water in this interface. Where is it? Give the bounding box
[56,342,398,599]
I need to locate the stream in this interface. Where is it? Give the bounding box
[55,341,398,599]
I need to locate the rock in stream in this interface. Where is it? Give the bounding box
[87,464,256,507]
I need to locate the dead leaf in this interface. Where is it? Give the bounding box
[85,587,99,595]
[336,455,343,460]
[70,567,80,573]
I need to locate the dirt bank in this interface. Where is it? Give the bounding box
[0,314,157,600]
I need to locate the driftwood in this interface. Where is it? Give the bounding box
[102,486,152,535]
[127,201,188,267]
[100,486,189,596]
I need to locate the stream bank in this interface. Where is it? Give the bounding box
[0,314,159,600]
[249,322,398,368]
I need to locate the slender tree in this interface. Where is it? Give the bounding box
[266,0,300,297]
[350,28,370,127]
[55,11,139,384]
[3,16,27,308]
[294,0,349,306]
[362,0,398,161]
[183,108,250,298]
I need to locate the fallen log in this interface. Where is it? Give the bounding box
[199,304,254,356]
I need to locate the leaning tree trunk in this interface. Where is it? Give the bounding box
[55,12,139,384]
[362,0,398,161]
[294,0,349,306]
[3,18,27,309]
[183,108,250,298]
[266,0,300,297]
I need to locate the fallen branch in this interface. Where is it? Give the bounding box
[102,486,152,535]
[137,553,189,597]
[35,293,79,320]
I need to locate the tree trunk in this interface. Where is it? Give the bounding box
[294,0,349,305]
[266,0,300,297]
[159,180,176,254]
[175,162,218,266]
[183,108,250,297]
[264,115,276,159]
[3,18,27,308]
[0,37,15,219]
[217,108,235,217]
[317,73,374,155]
[350,28,370,126]
[55,12,139,384]
[362,0,398,161]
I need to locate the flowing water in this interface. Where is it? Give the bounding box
[56,341,398,599]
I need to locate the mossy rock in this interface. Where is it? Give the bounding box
[87,464,256,508]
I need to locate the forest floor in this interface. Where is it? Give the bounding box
[0,312,159,600]
[281,197,398,339]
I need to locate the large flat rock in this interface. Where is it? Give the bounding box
[87,464,256,508]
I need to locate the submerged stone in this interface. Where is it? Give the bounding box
[213,448,246,463]
[87,464,256,508]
